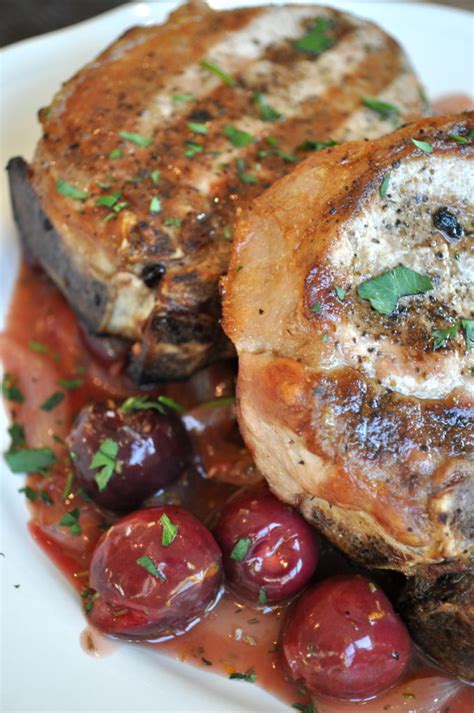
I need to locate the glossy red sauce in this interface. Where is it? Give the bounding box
[1,261,473,713]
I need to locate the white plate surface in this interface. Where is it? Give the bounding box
[1,2,473,711]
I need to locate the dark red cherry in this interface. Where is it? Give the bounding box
[214,488,319,604]
[87,506,223,639]
[69,401,190,512]
[282,574,411,700]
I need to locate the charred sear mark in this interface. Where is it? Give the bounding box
[141,263,166,288]
[433,207,465,241]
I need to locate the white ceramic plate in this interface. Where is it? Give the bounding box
[1,2,472,711]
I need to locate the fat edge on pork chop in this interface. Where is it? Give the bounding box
[7,0,426,382]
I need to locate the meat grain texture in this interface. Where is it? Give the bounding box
[223,113,474,679]
[8,1,425,381]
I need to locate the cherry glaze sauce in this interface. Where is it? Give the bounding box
[1,261,472,713]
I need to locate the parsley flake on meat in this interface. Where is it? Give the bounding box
[294,17,335,55]
[357,265,433,315]
[55,179,89,201]
[199,59,236,87]
[411,138,433,154]
[118,130,153,148]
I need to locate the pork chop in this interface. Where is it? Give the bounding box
[7,0,426,381]
[222,113,473,677]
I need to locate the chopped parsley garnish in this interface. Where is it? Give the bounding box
[2,373,24,402]
[294,17,335,55]
[321,333,329,343]
[109,148,122,159]
[379,172,391,198]
[224,125,255,148]
[258,138,298,163]
[411,138,433,154]
[118,130,153,147]
[62,471,75,500]
[28,340,49,354]
[136,555,166,581]
[40,391,65,412]
[292,704,316,713]
[171,93,196,103]
[150,170,161,185]
[432,323,459,350]
[187,121,208,135]
[258,588,267,605]
[230,537,251,562]
[334,286,346,301]
[90,439,120,491]
[5,447,56,474]
[200,59,236,87]
[164,217,182,227]
[81,588,100,613]
[156,395,186,413]
[184,140,204,158]
[96,180,112,189]
[58,378,83,390]
[235,158,258,184]
[357,265,433,315]
[297,138,338,152]
[229,670,257,683]
[113,201,129,213]
[120,395,166,414]
[8,422,26,451]
[120,394,185,415]
[149,196,162,213]
[19,486,38,502]
[102,199,129,222]
[59,508,81,536]
[160,513,179,546]
[252,92,281,121]
[449,131,473,144]
[96,192,121,208]
[223,226,233,241]
[55,179,89,201]
[461,319,473,350]
[362,97,400,121]
[310,301,322,314]
[198,395,236,409]
[40,490,54,505]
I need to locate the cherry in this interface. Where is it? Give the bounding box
[282,574,411,700]
[214,488,319,604]
[69,401,191,512]
[87,506,223,639]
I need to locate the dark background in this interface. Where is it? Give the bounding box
[1,0,471,47]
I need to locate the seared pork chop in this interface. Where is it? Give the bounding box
[7,0,426,381]
[222,113,473,677]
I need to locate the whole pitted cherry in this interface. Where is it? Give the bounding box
[86,505,223,639]
[69,399,191,512]
[214,488,319,604]
[282,574,411,700]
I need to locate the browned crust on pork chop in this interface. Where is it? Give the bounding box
[8,1,426,380]
[223,113,474,576]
